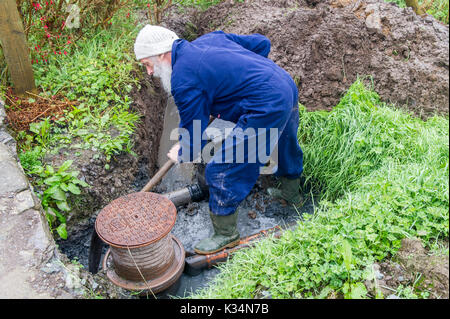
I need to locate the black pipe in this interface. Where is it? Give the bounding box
[162,183,208,207]
[88,230,105,274]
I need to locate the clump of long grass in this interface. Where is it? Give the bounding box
[297,79,447,201]
[386,0,449,23]
[192,80,449,299]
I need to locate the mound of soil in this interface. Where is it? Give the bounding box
[395,238,449,298]
[365,238,449,299]
[163,0,449,117]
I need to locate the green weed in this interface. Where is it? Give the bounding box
[31,160,89,239]
[192,80,449,299]
[385,0,449,23]
[18,145,44,173]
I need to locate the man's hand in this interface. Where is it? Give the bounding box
[167,143,180,163]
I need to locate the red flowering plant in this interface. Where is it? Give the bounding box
[16,0,133,65]
[15,1,74,65]
[146,0,172,24]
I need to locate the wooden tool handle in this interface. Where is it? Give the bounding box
[140,159,175,192]
[140,116,215,193]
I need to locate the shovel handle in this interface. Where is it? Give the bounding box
[140,159,175,192]
[140,116,215,193]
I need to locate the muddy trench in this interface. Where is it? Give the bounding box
[55,0,449,298]
[54,69,316,298]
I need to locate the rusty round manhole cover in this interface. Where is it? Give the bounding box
[95,192,177,248]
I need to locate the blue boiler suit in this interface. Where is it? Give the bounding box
[170,31,303,216]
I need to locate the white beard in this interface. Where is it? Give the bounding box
[153,61,172,94]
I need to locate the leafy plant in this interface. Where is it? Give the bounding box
[18,145,44,173]
[32,160,89,239]
[395,284,419,298]
[24,13,141,166]
[341,240,368,299]
[191,80,448,299]
[29,118,51,148]
[385,0,449,23]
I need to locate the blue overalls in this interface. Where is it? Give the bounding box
[171,31,303,216]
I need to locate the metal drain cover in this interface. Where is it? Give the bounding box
[95,192,177,248]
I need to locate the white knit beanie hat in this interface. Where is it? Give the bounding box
[134,25,179,60]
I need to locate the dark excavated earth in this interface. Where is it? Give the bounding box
[56,0,449,298]
[164,0,449,118]
[57,171,317,297]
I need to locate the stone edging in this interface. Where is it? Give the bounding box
[0,99,75,298]
[0,99,130,299]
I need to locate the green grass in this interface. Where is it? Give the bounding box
[175,0,227,10]
[5,8,146,238]
[192,80,449,299]
[386,0,449,23]
[15,8,144,164]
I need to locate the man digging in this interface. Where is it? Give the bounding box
[134,25,304,255]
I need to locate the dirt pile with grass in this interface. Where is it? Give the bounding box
[364,238,449,299]
[44,147,139,229]
[395,238,449,298]
[164,0,449,117]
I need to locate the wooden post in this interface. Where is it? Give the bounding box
[0,0,36,95]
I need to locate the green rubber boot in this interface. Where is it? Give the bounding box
[194,210,240,255]
[267,177,303,207]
